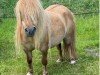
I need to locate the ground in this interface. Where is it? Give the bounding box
[0,14,99,75]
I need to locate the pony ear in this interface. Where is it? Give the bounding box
[22,21,27,28]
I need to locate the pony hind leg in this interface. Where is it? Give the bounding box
[63,39,69,60]
[63,38,77,64]
[24,49,33,75]
[69,42,77,64]
[56,43,63,63]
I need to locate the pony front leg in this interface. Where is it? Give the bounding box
[24,49,33,75]
[40,50,48,75]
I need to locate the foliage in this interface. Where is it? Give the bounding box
[0,0,99,18]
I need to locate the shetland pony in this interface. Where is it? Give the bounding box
[15,0,77,75]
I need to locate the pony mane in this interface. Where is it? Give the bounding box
[15,0,47,52]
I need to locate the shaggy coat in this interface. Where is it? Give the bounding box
[15,0,77,75]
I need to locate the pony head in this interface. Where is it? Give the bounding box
[15,0,45,50]
[22,16,37,37]
[17,0,44,37]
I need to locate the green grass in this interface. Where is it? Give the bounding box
[0,14,99,75]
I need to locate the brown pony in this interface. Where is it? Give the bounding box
[15,0,77,75]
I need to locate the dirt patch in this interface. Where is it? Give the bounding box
[85,47,99,57]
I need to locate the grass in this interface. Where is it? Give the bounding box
[0,14,99,75]
[0,0,99,18]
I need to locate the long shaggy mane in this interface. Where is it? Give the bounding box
[15,0,48,51]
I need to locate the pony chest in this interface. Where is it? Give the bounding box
[22,39,35,50]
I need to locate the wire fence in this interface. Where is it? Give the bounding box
[0,11,99,19]
[74,11,99,15]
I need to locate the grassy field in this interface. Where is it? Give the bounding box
[0,14,99,75]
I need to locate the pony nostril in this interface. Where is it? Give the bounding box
[25,27,36,37]
[25,28,28,32]
[32,27,36,32]
[34,27,36,30]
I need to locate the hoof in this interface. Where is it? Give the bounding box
[43,73,48,75]
[27,72,33,75]
[56,59,63,63]
[43,71,48,75]
[70,60,76,64]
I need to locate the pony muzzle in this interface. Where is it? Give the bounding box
[25,27,36,37]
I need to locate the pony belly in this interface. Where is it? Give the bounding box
[48,22,66,48]
[49,33,65,48]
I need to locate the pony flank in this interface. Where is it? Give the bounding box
[15,0,77,75]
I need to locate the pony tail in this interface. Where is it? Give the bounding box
[14,1,22,55]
